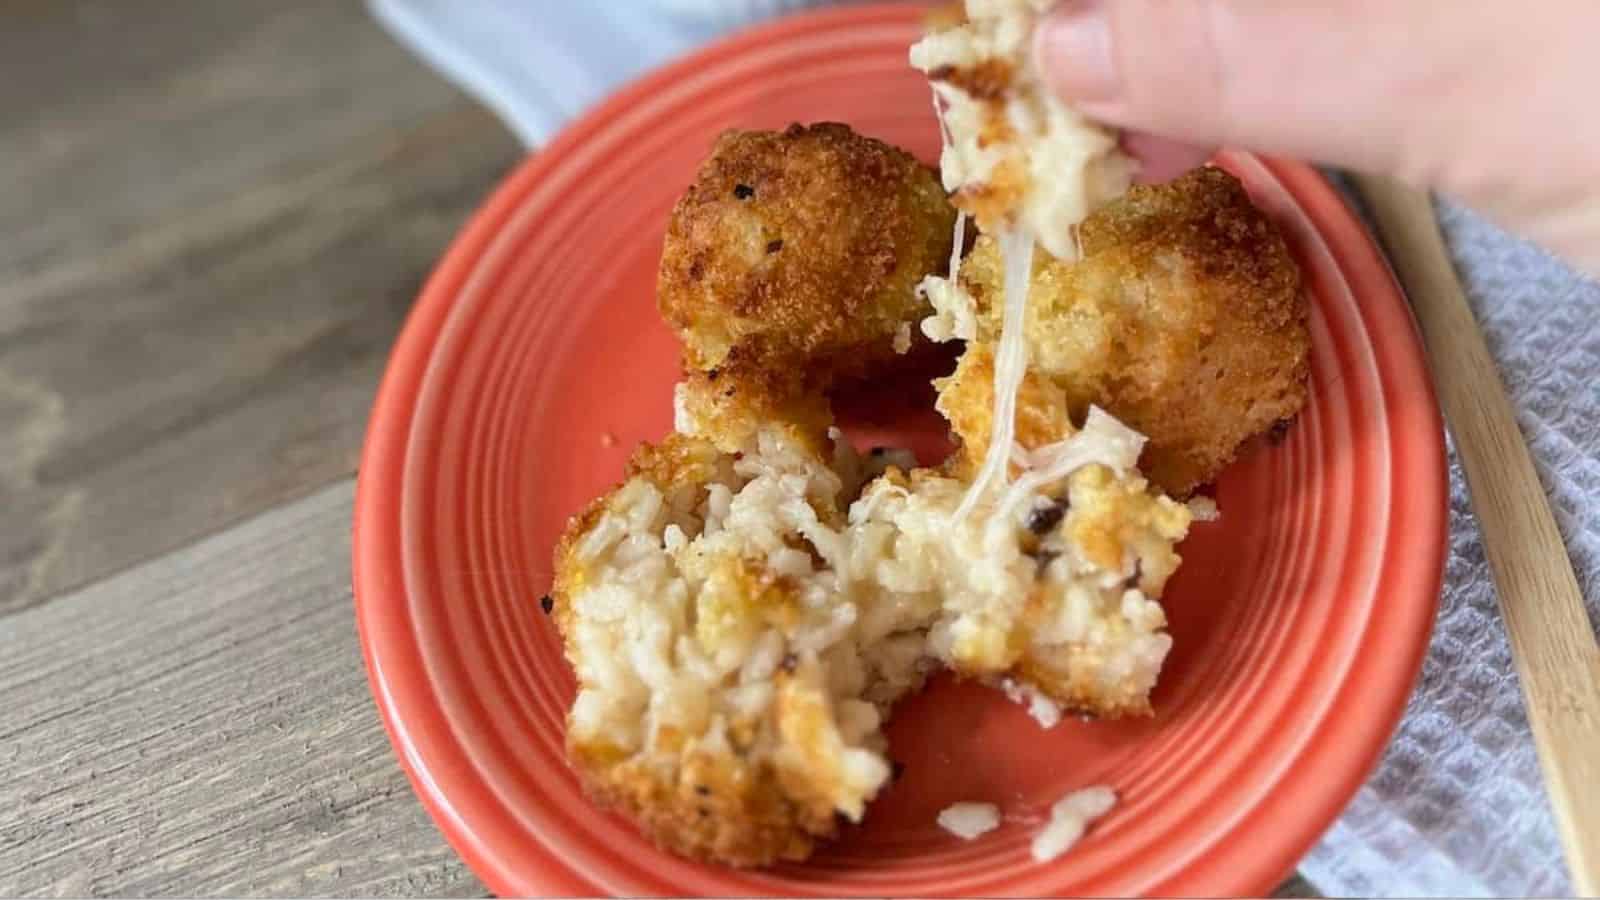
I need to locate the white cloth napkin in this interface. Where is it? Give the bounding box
[367,0,854,146]
[367,2,1600,894]
[1302,191,1599,898]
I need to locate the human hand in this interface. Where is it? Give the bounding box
[1033,0,1600,276]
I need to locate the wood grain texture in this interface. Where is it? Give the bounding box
[1352,175,1600,896]
[0,480,487,898]
[0,0,522,614]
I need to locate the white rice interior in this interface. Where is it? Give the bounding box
[565,415,1186,826]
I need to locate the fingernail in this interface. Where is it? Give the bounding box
[1035,0,1119,102]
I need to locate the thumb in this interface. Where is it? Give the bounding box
[1034,0,1436,175]
[1033,0,1600,273]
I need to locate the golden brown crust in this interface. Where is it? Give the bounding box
[927,58,1013,101]
[933,343,1074,481]
[567,706,837,867]
[625,432,729,495]
[550,436,862,867]
[1012,467,1189,718]
[922,1,966,33]
[658,123,956,379]
[675,349,835,456]
[955,166,1311,496]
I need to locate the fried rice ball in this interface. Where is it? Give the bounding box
[658,122,957,377]
[926,167,1310,496]
[852,430,1190,721]
[554,426,902,865]
[552,419,929,866]
[671,349,833,456]
[552,396,1189,865]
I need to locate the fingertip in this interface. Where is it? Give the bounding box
[1034,0,1120,104]
[1122,133,1216,184]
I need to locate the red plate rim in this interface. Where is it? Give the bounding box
[352,4,1448,895]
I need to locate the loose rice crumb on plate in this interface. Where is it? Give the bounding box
[937,802,1001,840]
[1031,786,1116,862]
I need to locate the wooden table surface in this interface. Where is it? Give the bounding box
[1,1,517,894]
[0,2,1320,896]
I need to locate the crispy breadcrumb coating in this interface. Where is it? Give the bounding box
[659,123,957,378]
[934,167,1310,496]
[922,2,966,33]
[672,350,834,456]
[933,342,1074,481]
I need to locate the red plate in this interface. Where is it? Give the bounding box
[353,5,1447,896]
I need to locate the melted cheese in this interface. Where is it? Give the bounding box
[913,0,1139,524]
[953,227,1033,522]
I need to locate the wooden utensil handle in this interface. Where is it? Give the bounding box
[1352,173,1600,897]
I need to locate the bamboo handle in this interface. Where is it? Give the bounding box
[1351,173,1600,897]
